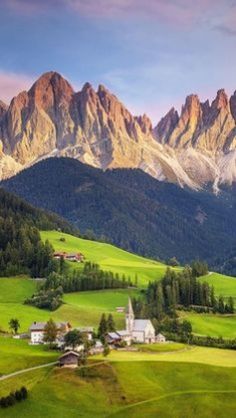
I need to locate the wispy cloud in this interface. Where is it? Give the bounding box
[0,70,34,103]
[1,0,231,28]
[1,0,61,15]
[215,25,236,37]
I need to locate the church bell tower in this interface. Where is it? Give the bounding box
[126,298,134,333]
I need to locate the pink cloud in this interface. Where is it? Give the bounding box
[0,71,34,104]
[2,0,62,15]
[2,0,233,28]
[67,0,219,25]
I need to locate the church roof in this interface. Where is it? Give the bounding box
[116,330,130,337]
[133,319,152,332]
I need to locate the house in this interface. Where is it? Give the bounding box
[107,332,122,345]
[53,252,84,262]
[109,299,156,345]
[156,333,166,343]
[53,251,67,260]
[29,321,71,344]
[107,330,132,346]
[65,253,84,262]
[90,340,103,355]
[59,351,80,368]
[76,327,94,341]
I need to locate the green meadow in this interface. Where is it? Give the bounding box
[1,232,236,416]
[40,230,174,286]
[0,271,236,339]
[0,276,135,332]
[200,272,236,299]
[0,337,57,375]
[180,311,236,339]
[0,346,236,417]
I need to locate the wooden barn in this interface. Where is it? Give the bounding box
[59,351,80,368]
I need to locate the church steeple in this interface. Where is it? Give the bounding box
[126,297,134,333]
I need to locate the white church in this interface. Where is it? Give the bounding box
[107,298,158,345]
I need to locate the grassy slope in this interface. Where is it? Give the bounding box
[0,277,136,332]
[0,337,58,375]
[179,311,236,338]
[0,347,236,418]
[99,346,236,367]
[200,272,236,299]
[40,230,174,286]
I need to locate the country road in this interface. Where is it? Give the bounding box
[0,361,58,381]
[0,360,106,382]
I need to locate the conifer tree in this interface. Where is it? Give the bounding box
[107,314,116,332]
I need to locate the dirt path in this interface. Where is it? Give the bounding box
[0,361,58,381]
[107,388,236,417]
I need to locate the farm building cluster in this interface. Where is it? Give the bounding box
[29,299,166,365]
[53,251,85,262]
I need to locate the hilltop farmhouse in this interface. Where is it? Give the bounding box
[53,252,84,262]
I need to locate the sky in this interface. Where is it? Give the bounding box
[0,0,236,122]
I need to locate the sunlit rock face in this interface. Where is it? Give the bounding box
[1,71,236,191]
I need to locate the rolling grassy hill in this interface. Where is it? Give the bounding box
[40,230,173,286]
[1,232,236,337]
[179,311,236,338]
[1,275,235,339]
[0,337,58,375]
[0,277,135,332]
[199,272,236,299]
[0,348,236,417]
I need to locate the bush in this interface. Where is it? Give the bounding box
[0,387,28,408]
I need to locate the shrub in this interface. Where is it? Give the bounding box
[0,387,28,408]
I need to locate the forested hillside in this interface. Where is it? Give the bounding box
[0,188,75,277]
[3,157,236,268]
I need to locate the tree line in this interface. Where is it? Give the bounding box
[25,262,133,311]
[0,188,72,278]
[132,263,234,324]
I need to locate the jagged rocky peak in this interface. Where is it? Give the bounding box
[211,88,229,111]
[180,94,202,127]
[154,107,179,143]
[1,70,236,191]
[135,114,152,134]
[28,71,74,110]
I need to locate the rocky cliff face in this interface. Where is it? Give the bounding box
[1,71,236,191]
[154,89,236,190]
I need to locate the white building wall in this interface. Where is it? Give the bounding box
[132,331,145,343]
[31,331,44,344]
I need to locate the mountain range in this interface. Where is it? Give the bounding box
[1,71,236,191]
[2,157,236,269]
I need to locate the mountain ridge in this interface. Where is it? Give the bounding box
[0,71,236,191]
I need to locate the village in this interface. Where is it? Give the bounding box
[26,298,166,368]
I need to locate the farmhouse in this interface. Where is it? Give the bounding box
[108,299,156,345]
[53,252,84,262]
[30,321,71,344]
[76,327,94,341]
[59,351,80,368]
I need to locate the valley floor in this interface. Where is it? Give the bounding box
[1,232,236,416]
[0,342,236,418]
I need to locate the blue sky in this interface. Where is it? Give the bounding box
[0,0,236,122]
